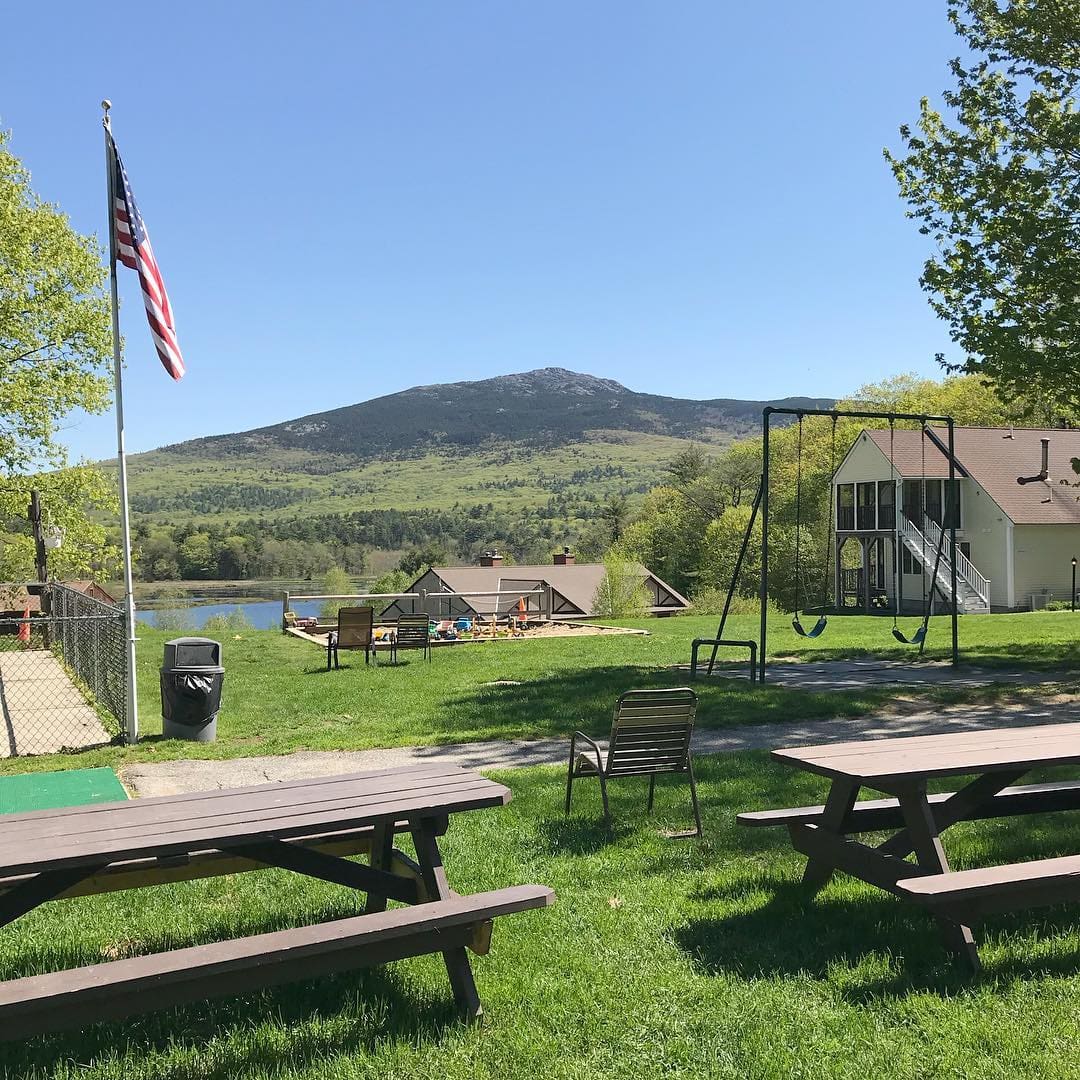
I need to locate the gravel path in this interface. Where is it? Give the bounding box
[121,665,1079,797]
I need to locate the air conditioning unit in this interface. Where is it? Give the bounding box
[1030,593,1052,611]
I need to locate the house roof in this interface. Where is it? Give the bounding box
[863,427,1080,525]
[425,562,690,616]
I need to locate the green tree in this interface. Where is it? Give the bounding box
[886,1,1079,404]
[592,551,650,619]
[600,493,633,544]
[177,533,216,579]
[0,468,119,581]
[0,131,119,579]
[398,544,444,576]
[0,131,112,471]
[320,566,355,620]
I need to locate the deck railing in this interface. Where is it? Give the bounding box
[897,516,991,610]
[919,516,991,608]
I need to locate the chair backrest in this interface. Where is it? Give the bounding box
[337,606,374,648]
[396,612,430,649]
[606,687,697,776]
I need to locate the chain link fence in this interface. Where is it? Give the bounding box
[0,583,127,758]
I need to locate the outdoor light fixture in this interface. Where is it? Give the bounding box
[42,525,63,551]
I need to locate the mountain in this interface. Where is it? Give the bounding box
[159,368,833,460]
[122,369,833,529]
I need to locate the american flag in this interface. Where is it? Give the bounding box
[110,136,186,381]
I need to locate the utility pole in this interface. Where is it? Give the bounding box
[27,490,47,584]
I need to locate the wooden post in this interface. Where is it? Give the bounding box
[861,537,872,613]
[281,591,290,632]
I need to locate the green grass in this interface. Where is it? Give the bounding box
[4,612,1076,776]
[3,756,1080,1078]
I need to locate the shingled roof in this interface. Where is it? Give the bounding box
[426,562,689,616]
[863,427,1080,525]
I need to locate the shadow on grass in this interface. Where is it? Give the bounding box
[676,876,1080,1003]
[438,665,903,743]
[789,640,1080,671]
[538,815,631,854]
[676,790,1080,1003]
[0,965,459,1078]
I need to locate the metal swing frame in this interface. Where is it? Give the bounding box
[752,407,960,683]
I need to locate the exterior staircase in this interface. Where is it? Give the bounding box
[897,514,991,615]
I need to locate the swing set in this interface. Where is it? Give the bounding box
[702,406,961,682]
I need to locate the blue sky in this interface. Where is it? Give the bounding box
[3,2,962,461]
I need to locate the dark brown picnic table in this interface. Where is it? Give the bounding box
[0,763,554,1040]
[739,722,1080,969]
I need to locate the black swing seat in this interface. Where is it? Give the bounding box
[892,624,927,646]
[792,614,828,639]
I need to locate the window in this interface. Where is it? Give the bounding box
[902,546,918,576]
[901,479,961,528]
[877,481,896,529]
[902,480,921,521]
[856,482,877,530]
[925,479,943,525]
[944,480,960,529]
[836,484,855,530]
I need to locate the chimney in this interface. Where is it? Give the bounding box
[553,547,575,566]
[479,550,503,567]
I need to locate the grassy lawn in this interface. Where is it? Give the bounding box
[3,612,1077,776]
[3,755,1080,1078]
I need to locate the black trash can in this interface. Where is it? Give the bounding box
[160,637,224,742]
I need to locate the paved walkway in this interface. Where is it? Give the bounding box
[681,658,1076,691]
[121,677,1079,797]
[0,651,112,757]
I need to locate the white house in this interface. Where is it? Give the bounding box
[831,426,1080,613]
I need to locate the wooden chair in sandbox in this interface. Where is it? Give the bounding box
[390,612,432,663]
[565,687,702,837]
[327,606,376,670]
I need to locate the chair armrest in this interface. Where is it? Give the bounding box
[570,730,604,774]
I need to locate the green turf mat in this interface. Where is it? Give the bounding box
[0,767,128,815]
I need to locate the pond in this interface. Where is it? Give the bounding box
[137,598,323,631]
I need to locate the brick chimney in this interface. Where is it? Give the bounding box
[479,550,503,567]
[553,547,575,566]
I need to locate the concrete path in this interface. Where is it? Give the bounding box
[121,683,1080,798]
[682,658,1077,691]
[0,651,111,757]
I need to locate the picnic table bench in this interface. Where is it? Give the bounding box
[738,722,1080,969]
[0,763,554,1040]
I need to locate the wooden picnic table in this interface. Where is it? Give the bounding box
[739,722,1080,969]
[0,763,554,1040]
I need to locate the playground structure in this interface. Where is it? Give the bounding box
[701,407,962,683]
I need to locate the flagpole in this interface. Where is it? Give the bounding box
[103,99,139,745]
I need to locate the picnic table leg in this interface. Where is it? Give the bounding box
[800,777,859,893]
[409,816,483,1022]
[877,769,1028,860]
[364,822,395,914]
[896,785,981,971]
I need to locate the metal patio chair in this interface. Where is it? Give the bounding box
[565,687,701,836]
[392,612,432,663]
[327,606,375,670]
